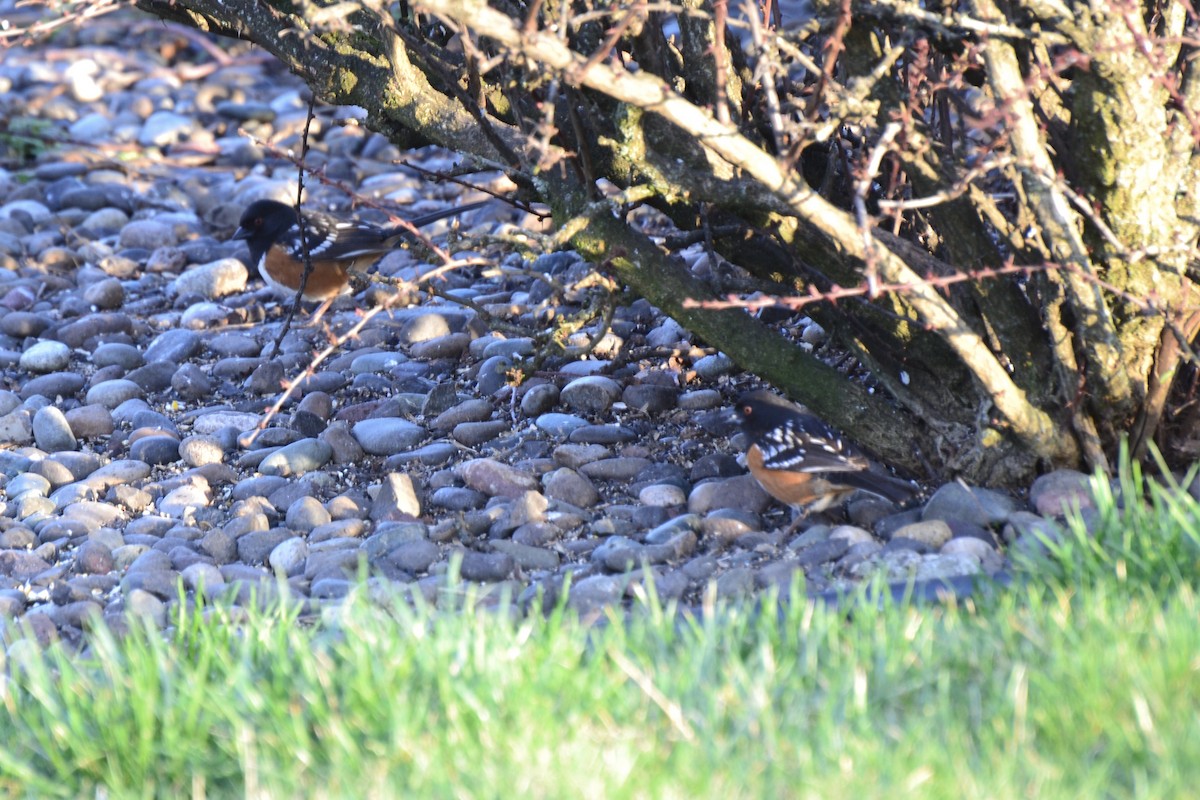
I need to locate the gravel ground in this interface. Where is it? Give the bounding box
[0,11,1100,645]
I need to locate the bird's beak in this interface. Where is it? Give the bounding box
[231,225,251,241]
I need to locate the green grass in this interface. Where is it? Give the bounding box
[1,457,1198,798]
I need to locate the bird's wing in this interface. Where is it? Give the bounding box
[756,416,871,473]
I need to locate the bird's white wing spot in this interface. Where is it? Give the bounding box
[307,230,338,257]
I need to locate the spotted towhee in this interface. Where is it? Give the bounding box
[734,390,917,521]
[232,198,488,318]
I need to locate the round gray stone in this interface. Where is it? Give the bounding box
[119,218,176,249]
[560,375,622,414]
[692,353,736,379]
[286,496,331,532]
[92,342,144,370]
[534,413,589,438]
[129,434,180,466]
[138,111,195,147]
[144,329,202,364]
[567,574,622,613]
[386,540,440,574]
[32,405,77,452]
[0,409,33,446]
[19,340,71,374]
[124,588,167,627]
[351,418,426,456]
[429,398,494,430]
[85,379,144,408]
[520,383,559,416]
[268,537,308,575]
[458,550,515,582]
[475,355,513,396]
[258,439,333,477]
[921,482,1018,527]
[370,473,422,521]
[543,468,599,507]
[410,332,471,360]
[458,458,539,498]
[238,529,293,565]
[82,277,124,309]
[21,371,86,401]
[171,258,249,299]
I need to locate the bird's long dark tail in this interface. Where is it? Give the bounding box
[835,470,920,506]
[391,200,492,237]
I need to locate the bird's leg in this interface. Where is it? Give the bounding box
[780,507,809,535]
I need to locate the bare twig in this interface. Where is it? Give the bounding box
[711,0,731,126]
[853,122,901,298]
[878,155,1017,212]
[399,158,546,219]
[855,0,1070,45]
[806,0,851,121]
[743,0,784,153]
[687,261,1045,312]
[246,304,390,444]
[0,0,126,44]
[271,95,320,355]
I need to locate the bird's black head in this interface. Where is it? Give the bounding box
[733,390,803,437]
[232,200,298,262]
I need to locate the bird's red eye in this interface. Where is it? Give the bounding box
[254,217,264,227]
[742,405,752,416]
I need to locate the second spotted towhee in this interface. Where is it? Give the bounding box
[733,390,917,521]
[232,198,487,318]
